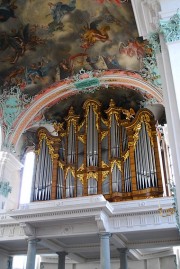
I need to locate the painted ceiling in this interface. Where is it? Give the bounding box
[0,0,165,152]
[0,0,153,96]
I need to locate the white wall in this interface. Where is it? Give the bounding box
[0,253,8,269]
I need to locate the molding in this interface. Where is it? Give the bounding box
[95,211,109,232]
[131,0,161,38]
[5,196,177,239]
[110,234,126,248]
[0,152,23,172]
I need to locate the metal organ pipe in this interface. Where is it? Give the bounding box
[87,104,98,167]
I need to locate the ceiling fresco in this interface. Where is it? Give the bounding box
[0,0,164,153]
[0,0,155,96]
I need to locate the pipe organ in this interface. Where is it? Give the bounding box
[32,99,163,202]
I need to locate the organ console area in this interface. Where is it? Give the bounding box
[32,99,163,202]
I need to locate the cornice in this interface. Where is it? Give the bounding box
[0,151,23,171]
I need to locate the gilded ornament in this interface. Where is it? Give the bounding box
[111,159,121,172]
[87,172,98,180]
[58,161,64,169]
[122,108,135,120]
[101,131,108,141]
[101,161,109,169]
[65,166,75,179]
[77,174,84,184]
[77,163,85,172]
[122,150,129,161]
[102,171,110,182]
[53,122,64,133]
[78,135,85,144]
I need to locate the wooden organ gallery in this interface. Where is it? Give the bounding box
[32,99,163,202]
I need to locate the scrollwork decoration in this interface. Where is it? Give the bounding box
[0,86,32,151]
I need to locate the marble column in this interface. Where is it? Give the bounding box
[100,233,111,269]
[57,251,68,269]
[118,248,128,269]
[26,238,38,269]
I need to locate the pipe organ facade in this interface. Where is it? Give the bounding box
[32,99,163,202]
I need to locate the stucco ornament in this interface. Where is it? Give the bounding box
[73,69,101,93]
[148,32,161,53]
[0,86,32,151]
[0,180,12,197]
[140,38,161,88]
[160,10,180,43]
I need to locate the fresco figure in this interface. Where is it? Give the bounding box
[47,0,76,32]
[0,24,45,64]
[80,19,111,51]
[0,0,17,22]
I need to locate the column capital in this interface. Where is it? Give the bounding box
[27,238,40,244]
[117,248,129,254]
[56,251,68,257]
[99,232,111,239]
[160,10,180,43]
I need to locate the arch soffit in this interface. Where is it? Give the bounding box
[10,73,163,149]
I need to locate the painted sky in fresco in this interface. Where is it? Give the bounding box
[0,0,150,96]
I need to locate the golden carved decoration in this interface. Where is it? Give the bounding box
[65,166,76,179]
[132,122,142,148]
[58,161,64,169]
[77,174,84,184]
[111,159,121,172]
[102,171,110,182]
[122,108,135,120]
[87,171,98,180]
[37,132,57,161]
[122,150,129,161]
[106,99,121,126]
[77,163,85,172]
[78,135,85,144]
[101,161,109,168]
[53,122,64,133]
[66,107,80,133]
[101,131,108,141]
[84,100,100,132]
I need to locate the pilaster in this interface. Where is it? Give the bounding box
[0,151,23,211]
